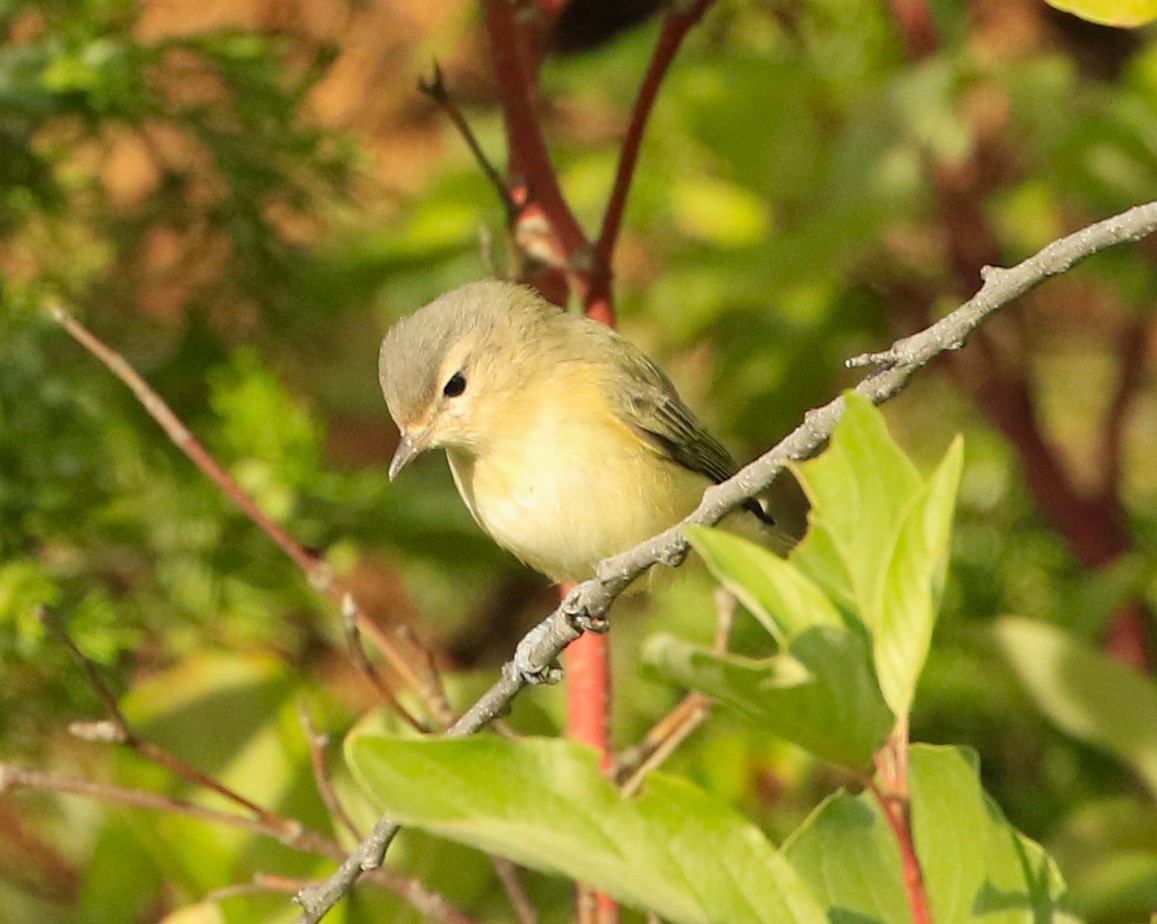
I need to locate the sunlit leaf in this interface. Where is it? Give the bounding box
[789,394,961,716]
[789,392,922,621]
[683,526,843,642]
[346,734,828,924]
[1044,0,1157,26]
[873,435,963,715]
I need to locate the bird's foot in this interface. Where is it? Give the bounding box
[560,590,609,634]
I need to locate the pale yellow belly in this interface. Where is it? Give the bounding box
[447,430,709,583]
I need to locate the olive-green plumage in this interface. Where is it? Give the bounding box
[379,279,772,582]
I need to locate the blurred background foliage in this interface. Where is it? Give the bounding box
[1,0,1155,921]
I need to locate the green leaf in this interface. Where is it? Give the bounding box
[683,526,844,641]
[873,435,964,716]
[786,745,1075,923]
[783,790,910,923]
[676,396,961,756]
[788,393,962,717]
[992,617,1157,798]
[346,734,827,924]
[789,392,921,618]
[1043,0,1157,26]
[642,628,893,768]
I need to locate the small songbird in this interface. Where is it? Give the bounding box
[378,279,778,583]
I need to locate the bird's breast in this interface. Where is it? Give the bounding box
[446,396,708,583]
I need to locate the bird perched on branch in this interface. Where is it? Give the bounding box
[379,279,783,584]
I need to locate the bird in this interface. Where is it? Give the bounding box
[378,279,780,584]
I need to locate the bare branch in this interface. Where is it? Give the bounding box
[293,197,1157,923]
[420,62,516,217]
[590,0,716,317]
[47,304,431,730]
[398,624,455,728]
[298,701,360,842]
[0,762,477,923]
[0,762,333,856]
[340,596,428,732]
[491,857,539,924]
[43,609,284,825]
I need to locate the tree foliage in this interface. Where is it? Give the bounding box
[2,1,1156,922]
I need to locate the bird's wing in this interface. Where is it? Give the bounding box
[618,356,737,484]
[593,331,775,526]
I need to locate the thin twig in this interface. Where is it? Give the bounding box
[292,198,1157,923]
[205,873,306,902]
[46,304,429,730]
[340,596,427,732]
[0,763,478,924]
[589,0,716,316]
[397,624,455,728]
[420,62,517,217]
[39,610,123,720]
[616,694,711,798]
[297,701,360,842]
[614,589,733,795]
[0,762,334,856]
[491,857,539,924]
[42,609,284,825]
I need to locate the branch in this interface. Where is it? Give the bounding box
[482,0,587,261]
[869,721,930,924]
[292,198,1157,924]
[0,762,332,850]
[491,857,539,924]
[44,609,283,825]
[590,0,716,314]
[339,595,429,732]
[419,62,516,217]
[47,305,433,730]
[298,701,360,842]
[0,762,476,923]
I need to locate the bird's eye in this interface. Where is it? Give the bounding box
[442,371,467,398]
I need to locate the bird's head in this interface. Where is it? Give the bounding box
[378,279,559,479]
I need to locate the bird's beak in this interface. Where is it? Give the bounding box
[388,430,427,481]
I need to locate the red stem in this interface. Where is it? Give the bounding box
[483,0,588,264]
[564,632,613,767]
[871,782,932,924]
[482,6,718,918]
[561,585,617,924]
[590,0,717,317]
[871,724,933,924]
